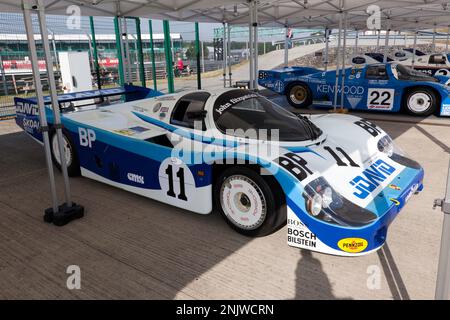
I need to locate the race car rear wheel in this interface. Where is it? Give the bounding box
[403,88,437,116]
[214,167,286,237]
[50,129,81,177]
[286,83,312,108]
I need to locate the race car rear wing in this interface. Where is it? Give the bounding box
[14,84,163,143]
[14,84,163,109]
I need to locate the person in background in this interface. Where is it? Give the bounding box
[176,57,184,77]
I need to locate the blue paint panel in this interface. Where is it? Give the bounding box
[62,117,212,189]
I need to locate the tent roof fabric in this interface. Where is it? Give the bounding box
[0,0,449,30]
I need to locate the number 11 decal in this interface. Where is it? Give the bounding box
[324,146,360,167]
[165,165,188,201]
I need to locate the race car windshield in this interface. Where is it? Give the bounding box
[213,90,322,141]
[392,64,438,82]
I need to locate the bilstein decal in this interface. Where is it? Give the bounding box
[337,238,368,253]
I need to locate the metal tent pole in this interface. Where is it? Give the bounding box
[148,19,157,91]
[432,25,437,52]
[0,54,7,96]
[253,2,258,90]
[36,0,73,207]
[248,3,254,90]
[134,17,145,87]
[228,24,232,87]
[89,16,101,89]
[446,27,450,56]
[201,40,205,74]
[333,12,343,111]
[324,27,329,71]
[123,18,132,84]
[195,22,202,90]
[412,27,418,70]
[340,12,348,110]
[162,20,174,93]
[434,160,450,300]
[383,27,390,63]
[114,16,125,86]
[354,29,359,55]
[222,22,227,88]
[376,29,380,51]
[445,27,450,56]
[22,0,59,214]
[284,26,289,67]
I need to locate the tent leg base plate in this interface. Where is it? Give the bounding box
[44,202,85,226]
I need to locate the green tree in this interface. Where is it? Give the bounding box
[185,43,209,60]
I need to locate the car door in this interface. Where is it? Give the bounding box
[363,64,397,112]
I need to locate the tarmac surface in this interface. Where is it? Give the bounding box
[0,95,449,299]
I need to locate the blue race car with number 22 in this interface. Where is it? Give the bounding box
[259,61,450,116]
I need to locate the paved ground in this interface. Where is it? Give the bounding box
[0,96,449,299]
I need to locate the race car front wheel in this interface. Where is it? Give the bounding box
[50,129,81,177]
[286,83,312,108]
[403,88,437,116]
[214,167,286,237]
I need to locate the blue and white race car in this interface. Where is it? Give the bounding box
[259,61,450,116]
[15,86,424,256]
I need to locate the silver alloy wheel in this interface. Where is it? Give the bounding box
[219,175,267,230]
[407,92,432,114]
[289,85,308,105]
[52,134,73,167]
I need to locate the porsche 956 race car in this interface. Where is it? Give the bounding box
[259,60,450,116]
[15,85,424,256]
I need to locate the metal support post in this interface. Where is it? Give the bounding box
[163,20,174,93]
[340,12,347,110]
[412,27,418,69]
[89,16,101,89]
[434,160,450,300]
[324,27,329,71]
[195,22,201,90]
[135,17,146,87]
[148,19,157,91]
[222,22,227,88]
[253,2,258,90]
[284,26,289,67]
[333,12,343,111]
[227,24,232,88]
[36,0,72,206]
[114,16,125,86]
[383,27,390,63]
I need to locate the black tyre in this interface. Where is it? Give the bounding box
[214,167,286,237]
[403,87,437,116]
[50,128,81,177]
[286,83,312,108]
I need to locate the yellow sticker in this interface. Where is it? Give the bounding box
[114,129,134,136]
[337,238,368,253]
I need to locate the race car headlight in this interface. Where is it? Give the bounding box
[377,135,422,169]
[377,135,394,157]
[303,177,377,227]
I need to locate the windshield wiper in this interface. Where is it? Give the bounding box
[296,114,321,140]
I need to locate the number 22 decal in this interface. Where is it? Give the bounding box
[367,88,395,110]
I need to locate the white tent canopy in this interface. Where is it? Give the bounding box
[0,1,449,30]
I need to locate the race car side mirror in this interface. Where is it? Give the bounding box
[186,110,207,119]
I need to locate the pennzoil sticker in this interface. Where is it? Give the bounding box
[337,238,368,253]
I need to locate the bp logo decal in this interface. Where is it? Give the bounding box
[337,238,368,253]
